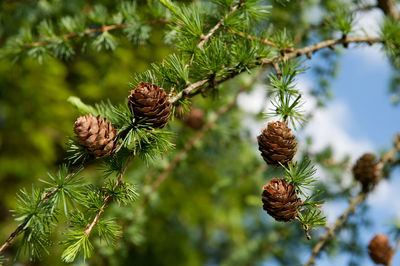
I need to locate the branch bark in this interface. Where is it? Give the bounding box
[305,136,400,266]
[26,18,169,48]
[197,0,246,49]
[84,153,135,237]
[170,35,383,105]
[0,173,72,254]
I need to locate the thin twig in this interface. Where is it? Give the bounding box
[0,173,72,254]
[84,153,135,237]
[388,237,400,266]
[305,140,400,266]
[25,18,169,48]
[277,36,382,62]
[197,0,246,49]
[0,223,27,253]
[229,29,279,47]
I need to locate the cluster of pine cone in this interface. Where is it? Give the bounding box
[73,82,171,158]
[257,119,387,223]
[258,121,301,222]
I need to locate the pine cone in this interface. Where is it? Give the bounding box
[185,108,205,130]
[352,153,381,191]
[257,121,297,166]
[73,114,119,158]
[368,234,393,265]
[261,178,302,222]
[128,82,171,129]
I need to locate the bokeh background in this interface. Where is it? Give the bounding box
[0,0,399,265]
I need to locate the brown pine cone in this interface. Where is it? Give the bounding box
[185,108,205,130]
[368,234,393,265]
[73,114,119,158]
[257,121,297,166]
[352,153,381,191]
[261,178,302,222]
[128,82,171,129]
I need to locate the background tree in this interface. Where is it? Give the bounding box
[0,0,399,265]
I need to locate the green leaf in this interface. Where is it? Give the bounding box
[39,165,85,216]
[96,218,122,245]
[282,158,318,196]
[12,187,58,260]
[61,231,93,263]
[0,255,7,265]
[67,96,98,115]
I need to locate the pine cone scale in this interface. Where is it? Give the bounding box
[128,82,171,128]
[73,114,119,158]
[262,178,302,222]
[257,122,297,166]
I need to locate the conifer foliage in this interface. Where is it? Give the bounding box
[1,0,400,265]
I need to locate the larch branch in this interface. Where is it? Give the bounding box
[229,29,279,47]
[197,0,246,49]
[0,173,72,254]
[170,35,383,105]
[84,153,135,237]
[26,18,169,48]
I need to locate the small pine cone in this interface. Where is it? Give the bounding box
[368,234,393,265]
[73,114,119,158]
[352,153,381,191]
[257,121,297,166]
[128,82,172,129]
[185,108,205,130]
[261,178,302,222]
